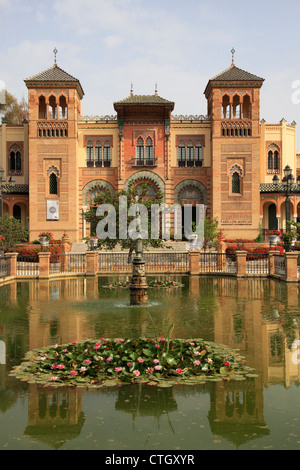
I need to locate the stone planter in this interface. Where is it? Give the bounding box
[267,235,279,245]
[89,238,98,250]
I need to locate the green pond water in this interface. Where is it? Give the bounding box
[0,275,300,451]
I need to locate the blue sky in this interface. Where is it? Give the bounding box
[1,0,300,144]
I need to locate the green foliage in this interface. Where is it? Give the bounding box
[83,182,165,256]
[204,217,220,247]
[10,337,256,388]
[0,214,28,251]
[0,91,28,125]
[254,224,264,243]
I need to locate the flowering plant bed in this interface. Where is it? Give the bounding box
[267,230,281,237]
[10,337,257,389]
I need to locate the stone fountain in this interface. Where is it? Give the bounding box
[129,197,148,305]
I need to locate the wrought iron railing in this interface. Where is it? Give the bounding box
[98,252,189,273]
[274,254,285,276]
[50,254,86,274]
[131,158,158,167]
[246,253,269,274]
[17,255,39,276]
[199,253,237,274]
[0,256,11,278]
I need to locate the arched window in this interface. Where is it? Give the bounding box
[95,141,102,167]
[268,151,274,170]
[145,137,154,163]
[195,141,203,167]
[16,151,21,171]
[186,141,194,167]
[177,140,186,167]
[232,95,241,119]
[274,150,279,170]
[243,95,251,119]
[49,173,58,195]
[103,141,111,167]
[38,96,47,119]
[9,146,22,174]
[267,147,280,172]
[136,137,144,162]
[9,151,16,172]
[222,95,231,119]
[86,140,94,167]
[49,95,57,120]
[59,95,68,119]
[232,172,241,194]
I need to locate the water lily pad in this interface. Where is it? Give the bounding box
[9,337,256,389]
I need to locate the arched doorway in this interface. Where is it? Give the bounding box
[13,204,21,222]
[180,187,203,233]
[268,204,278,231]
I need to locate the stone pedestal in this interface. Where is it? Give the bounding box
[129,258,148,305]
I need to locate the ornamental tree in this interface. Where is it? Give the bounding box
[83,182,167,261]
[0,214,28,251]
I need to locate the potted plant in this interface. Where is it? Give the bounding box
[267,230,281,245]
[38,232,53,247]
[280,231,297,252]
[88,236,98,250]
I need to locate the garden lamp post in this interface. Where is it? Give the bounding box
[272,165,295,233]
[0,168,16,218]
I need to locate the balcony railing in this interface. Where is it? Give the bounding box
[178,161,203,168]
[131,158,158,167]
[86,160,111,168]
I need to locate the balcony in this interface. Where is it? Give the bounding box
[178,161,203,168]
[86,160,111,168]
[131,158,158,167]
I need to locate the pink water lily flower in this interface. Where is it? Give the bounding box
[194,360,200,366]
[84,359,91,364]
[80,366,87,372]
[57,364,64,370]
[133,370,140,377]
[115,367,122,372]
[146,367,154,374]
[137,357,144,363]
[70,370,77,376]
[155,365,162,371]
[153,359,159,364]
[51,376,58,382]
[176,368,183,374]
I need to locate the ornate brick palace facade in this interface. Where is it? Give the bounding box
[0,58,299,242]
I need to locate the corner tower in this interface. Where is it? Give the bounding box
[24,56,84,242]
[204,55,264,238]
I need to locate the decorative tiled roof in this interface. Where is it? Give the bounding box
[114,95,174,106]
[24,64,84,98]
[260,183,300,193]
[210,64,264,82]
[2,184,29,194]
[25,64,79,83]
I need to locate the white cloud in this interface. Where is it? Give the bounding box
[103,35,123,48]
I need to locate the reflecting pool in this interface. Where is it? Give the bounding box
[0,276,300,450]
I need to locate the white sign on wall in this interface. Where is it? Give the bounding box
[47,200,59,220]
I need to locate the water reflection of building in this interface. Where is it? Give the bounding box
[25,384,85,450]
[1,277,300,448]
[115,383,177,422]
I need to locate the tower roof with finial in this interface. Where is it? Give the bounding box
[114,83,174,106]
[24,48,84,98]
[204,49,264,96]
